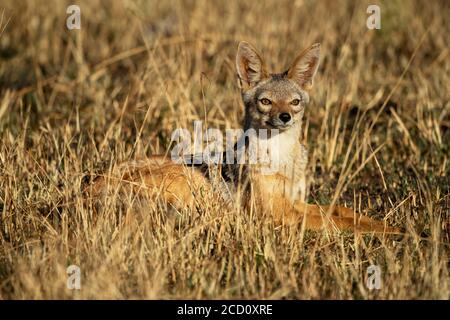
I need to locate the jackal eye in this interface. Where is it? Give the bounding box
[260,98,272,105]
[291,99,300,106]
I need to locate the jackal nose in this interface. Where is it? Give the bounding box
[279,113,291,123]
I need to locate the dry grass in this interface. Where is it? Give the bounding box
[0,0,449,299]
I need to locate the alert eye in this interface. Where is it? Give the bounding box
[291,99,300,106]
[260,98,272,105]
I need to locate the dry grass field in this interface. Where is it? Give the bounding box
[0,0,449,299]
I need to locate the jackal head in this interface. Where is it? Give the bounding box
[236,41,320,132]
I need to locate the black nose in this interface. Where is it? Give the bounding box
[279,113,291,123]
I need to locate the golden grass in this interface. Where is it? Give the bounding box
[0,0,449,299]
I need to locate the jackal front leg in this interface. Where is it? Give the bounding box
[292,201,402,234]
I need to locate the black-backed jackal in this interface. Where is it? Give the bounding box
[88,41,401,234]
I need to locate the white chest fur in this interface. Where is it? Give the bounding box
[237,126,308,201]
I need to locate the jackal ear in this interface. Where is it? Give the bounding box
[236,41,268,90]
[287,43,321,90]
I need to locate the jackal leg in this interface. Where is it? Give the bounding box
[253,174,401,234]
[291,201,402,234]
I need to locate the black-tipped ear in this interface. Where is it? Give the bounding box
[236,41,268,90]
[287,43,321,90]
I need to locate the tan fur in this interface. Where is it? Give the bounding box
[87,42,402,235]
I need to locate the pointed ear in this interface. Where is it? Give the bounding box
[287,43,321,90]
[236,41,268,90]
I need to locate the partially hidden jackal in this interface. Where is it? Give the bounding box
[88,41,401,234]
